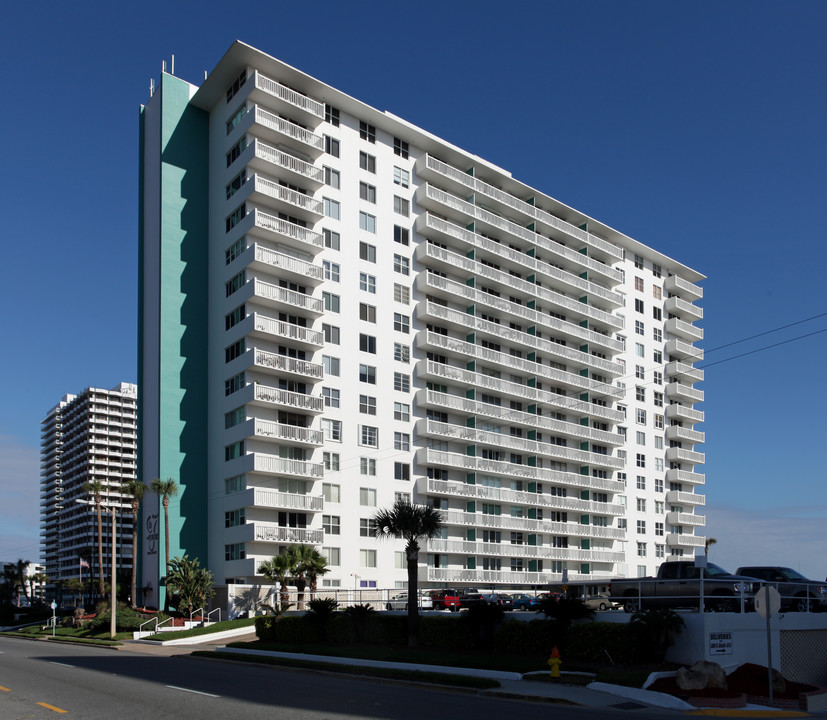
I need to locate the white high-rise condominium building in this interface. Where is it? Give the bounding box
[139,41,704,606]
[40,383,138,589]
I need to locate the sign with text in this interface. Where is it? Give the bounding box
[709,631,733,655]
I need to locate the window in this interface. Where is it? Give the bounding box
[635,343,644,357]
[322,387,340,407]
[359,273,376,293]
[636,475,646,490]
[224,407,244,429]
[394,225,409,246]
[394,462,410,480]
[636,431,645,445]
[394,372,410,392]
[225,543,245,561]
[634,277,646,293]
[359,457,377,476]
[655,522,664,536]
[359,395,377,415]
[652,264,662,279]
[225,339,245,363]
[323,547,340,567]
[394,137,409,158]
[359,364,376,384]
[225,441,244,461]
[324,135,340,157]
[359,303,377,323]
[359,242,376,262]
[360,548,377,567]
[635,299,644,313]
[225,475,245,494]
[322,515,340,535]
[655,435,663,449]
[322,418,342,442]
[655,478,664,493]
[636,387,645,402]
[637,542,647,557]
[655,544,665,558]
[655,501,664,514]
[637,520,646,534]
[323,197,340,220]
[323,291,340,312]
[393,166,410,188]
[654,414,664,429]
[653,350,663,364]
[322,355,340,376]
[226,170,247,199]
[394,432,410,451]
[225,372,245,396]
[654,391,664,407]
[635,320,644,336]
[225,237,245,265]
[226,104,247,134]
[322,324,340,344]
[653,370,663,385]
[394,402,410,421]
[393,313,410,334]
[323,454,340,472]
[359,212,376,233]
[323,229,340,250]
[394,343,410,363]
[393,196,410,217]
[653,283,662,298]
[393,284,410,304]
[636,453,646,468]
[359,334,377,353]
[360,121,376,143]
[226,203,246,232]
[634,254,644,270]
[325,103,340,126]
[323,260,340,282]
[634,365,644,379]
[226,138,246,167]
[653,328,663,343]
[324,166,340,189]
[359,151,376,173]
[360,488,377,507]
[653,307,662,321]
[637,498,646,512]
[393,254,410,275]
[359,182,376,203]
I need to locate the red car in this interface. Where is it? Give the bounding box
[429,588,461,611]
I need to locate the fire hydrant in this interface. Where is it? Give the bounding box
[548,645,561,678]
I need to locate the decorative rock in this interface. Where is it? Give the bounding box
[676,660,728,691]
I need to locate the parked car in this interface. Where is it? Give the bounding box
[429,588,461,611]
[497,593,514,611]
[582,594,620,611]
[510,593,541,611]
[385,592,434,611]
[459,588,484,609]
[736,566,827,612]
[479,593,502,607]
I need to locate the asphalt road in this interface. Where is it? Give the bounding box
[0,636,680,719]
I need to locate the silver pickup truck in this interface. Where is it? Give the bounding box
[610,561,756,613]
[736,566,827,612]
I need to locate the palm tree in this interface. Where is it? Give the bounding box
[705,537,718,558]
[83,480,105,600]
[288,544,327,610]
[165,555,215,616]
[373,499,443,647]
[151,477,178,609]
[122,479,148,608]
[259,553,295,612]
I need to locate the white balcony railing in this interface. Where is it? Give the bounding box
[253,244,324,282]
[665,469,705,486]
[664,275,703,301]
[665,447,705,465]
[666,534,705,548]
[440,508,625,539]
[665,404,705,423]
[426,538,624,563]
[253,524,324,545]
[253,278,323,313]
[253,384,324,413]
[252,140,324,183]
[666,512,706,527]
[665,382,705,403]
[253,453,324,479]
[253,106,324,151]
[254,71,325,118]
[665,317,704,343]
[251,487,323,511]
[252,175,323,215]
[252,314,324,347]
[254,349,323,380]
[666,490,706,506]
[252,209,323,249]
[665,361,704,383]
[664,296,703,321]
[253,419,323,445]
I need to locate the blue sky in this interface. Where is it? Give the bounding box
[2,0,825,578]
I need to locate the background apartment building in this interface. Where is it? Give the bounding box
[40,383,137,590]
[139,41,704,606]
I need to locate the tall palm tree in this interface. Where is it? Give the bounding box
[288,544,326,610]
[373,499,443,647]
[259,553,295,611]
[307,552,328,598]
[705,537,718,558]
[122,479,148,608]
[151,477,179,610]
[83,480,105,600]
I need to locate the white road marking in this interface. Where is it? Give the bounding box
[49,662,75,668]
[166,685,220,698]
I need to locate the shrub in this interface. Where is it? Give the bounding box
[343,604,374,643]
[86,604,149,633]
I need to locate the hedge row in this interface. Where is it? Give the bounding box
[255,614,651,663]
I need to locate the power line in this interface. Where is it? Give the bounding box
[699,327,827,369]
[704,311,827,354]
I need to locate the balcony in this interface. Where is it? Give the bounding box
[665,425,705,444]
[248,139,324,187]
[665,382,704,403]
[665,360,704,383]
[251,383,324,413]
[421,301,623,376]
[427,568,598,585]
[252,71,325,120]
[665,468,705,486]
[439,508,625,539]
[229,486,324,512]
[665,404,705,424]
[666,534,705,548]
[252,349,323,381]
[252,452,324,479]
[426,478,624,514]
[250,523,324,545]
[665,447,705,465]
[248,208,323,251]
[417,155,624,263]
[252,419,323,446]
[250,106,325,157]
[426,538,624,563]
[417,213,624,308]
[666,511,706,527]
[664,296,703,321]
[665,317,704,343]
[666,490,706,506]
[247,313,324,349]
[247,243,324,285]
[248,175,324,218]
[419,418,623,469]
[417,185,623,286]
[248,278,324,315]
[419,330,623,401]
[665,338,704,362]
[664,275,703,301]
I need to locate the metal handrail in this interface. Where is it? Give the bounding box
[139,617,158,634]
[207,608,221,623]
[190,607,204,624]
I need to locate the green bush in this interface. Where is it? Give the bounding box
[86,605,149,633]
[363,614,406,645]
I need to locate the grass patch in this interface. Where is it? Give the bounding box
[195,650,500,689]
[143,616,257,642]
[0,629,124,646]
